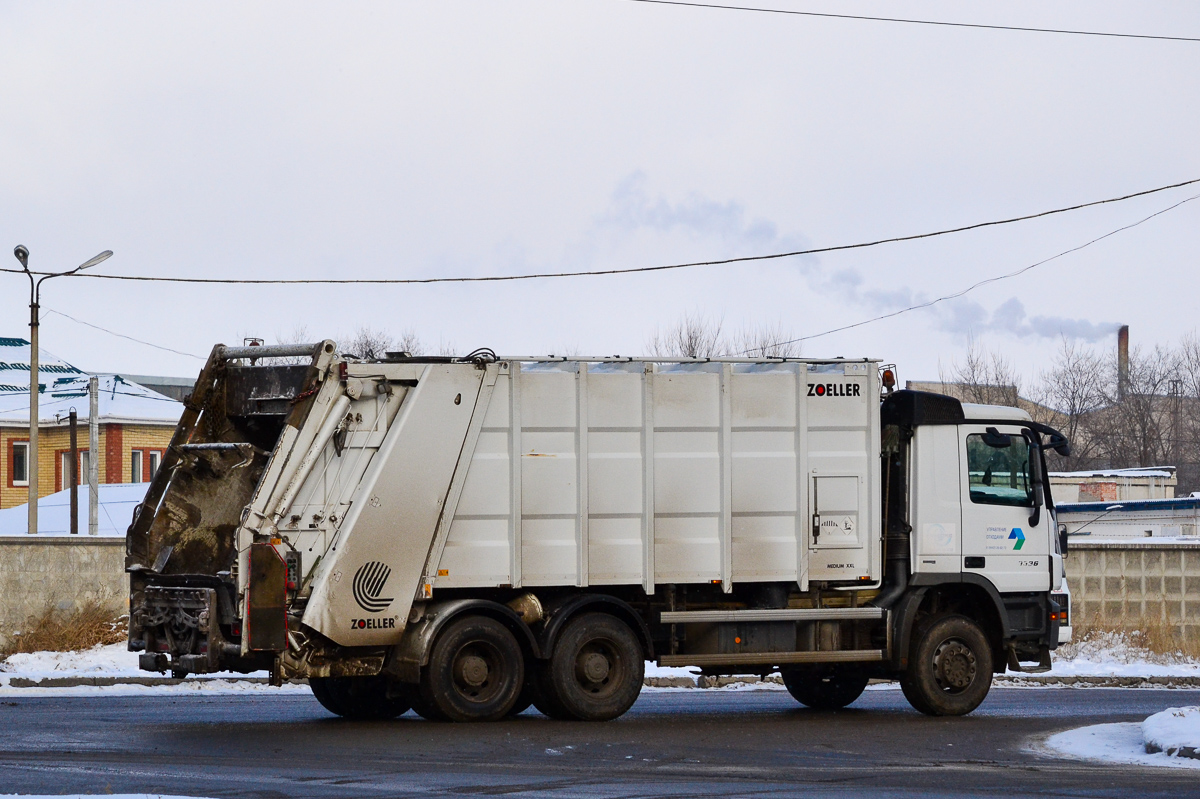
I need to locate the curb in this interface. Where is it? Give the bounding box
[2,675,274,688]
[994,675,1200,688]
[2,673,1198,690]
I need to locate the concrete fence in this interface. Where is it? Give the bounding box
[0,537,127,650]
[1068,540,1200,642]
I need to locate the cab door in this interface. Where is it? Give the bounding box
[959,425,1049,593]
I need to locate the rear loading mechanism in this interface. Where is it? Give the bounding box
[127,342,1069,720]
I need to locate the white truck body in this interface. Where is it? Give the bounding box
[257,357,882,647]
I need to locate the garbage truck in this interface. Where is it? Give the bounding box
[126,341,1072,721]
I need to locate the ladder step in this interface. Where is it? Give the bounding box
[658,650,886,667]
[660,607,885,624]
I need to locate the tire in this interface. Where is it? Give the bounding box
[418,615,524,722]
[780,666,869,710]
[506,674,537,717]
[899,614,994,717]
[537,613,644,722]
[309,676,411,719]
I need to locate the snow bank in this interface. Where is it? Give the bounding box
[0,643,292,696]
[1044,723,1200,770]
[1143,706,1200,759]
[1,643,143,678]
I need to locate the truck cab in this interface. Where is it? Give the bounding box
[882,390,1070,706]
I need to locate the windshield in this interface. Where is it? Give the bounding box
[966,432,1034,507]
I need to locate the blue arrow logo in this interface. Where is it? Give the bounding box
[1009,528,1025,551]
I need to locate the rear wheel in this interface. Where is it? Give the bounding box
[780,666,869,710]
[536,613,643,721]
[309,676,411,719]
[418,615,524,722]
[899,614,993,717]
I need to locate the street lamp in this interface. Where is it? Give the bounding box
[13,245,113,535]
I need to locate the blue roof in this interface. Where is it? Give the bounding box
[1057,497,1200,514]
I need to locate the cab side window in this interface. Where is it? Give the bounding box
[966,432,1033,507]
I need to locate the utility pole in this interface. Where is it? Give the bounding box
[69,408,79,535]
[89,376,99,535]
[12,245,113,535]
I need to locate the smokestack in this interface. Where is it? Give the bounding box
[1117,325,1129,401]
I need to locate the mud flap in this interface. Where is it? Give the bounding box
[247,543,287,651]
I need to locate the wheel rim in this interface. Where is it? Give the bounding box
[451,642,503,703]
[573,638,624,697]
[932,638,977,693]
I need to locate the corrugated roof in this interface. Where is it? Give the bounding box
[1050,467,1176,479]
[0,338,182,425]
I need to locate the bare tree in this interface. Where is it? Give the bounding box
[647,313,802,359]
[730,321,802,359]
[941,336,1021,406]
[647,312,725,358]
[343,326,396,360]
[271,324,316,364]
[1088,344,1180,469]
[1022,338,1106,470]
[393,329,425,357]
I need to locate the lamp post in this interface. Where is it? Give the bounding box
[12,245,113,535]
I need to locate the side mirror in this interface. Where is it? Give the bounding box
[1058,524,1069,557]
[982,427,1011,448]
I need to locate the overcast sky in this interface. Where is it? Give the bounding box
[2,1,1197,387]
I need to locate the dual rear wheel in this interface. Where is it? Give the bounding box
[312,611,644,723]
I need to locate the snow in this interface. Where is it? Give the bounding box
[0,796,215,799]
[0,338,182,424]
[0,643,311,697]
[643,662,701,680]
[1043,723,1200,769]
[1143,706,1200,757]
[0,482,148,537]
[1039,630,1200,680]
[1,643,142,677]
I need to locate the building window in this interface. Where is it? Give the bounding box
[60,450,90,490]
[148,450,162,479]
[131,449,143,483]
[12,441,29,486]
[56,448,90,491]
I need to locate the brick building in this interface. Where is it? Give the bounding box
[0,337,182,511]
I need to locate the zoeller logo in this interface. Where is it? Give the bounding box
[1009,528,1026,551]
[352,561,395,612]
[807,383,861,397]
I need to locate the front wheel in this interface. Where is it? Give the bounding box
[780,666,869,710]
[899,614,993,717]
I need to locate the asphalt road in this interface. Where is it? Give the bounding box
[1,686,1198,798]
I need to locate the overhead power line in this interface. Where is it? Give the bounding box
[42,308,205,360]
[622,0,1200,44]
[2,177,1198,287]
[759,191,1200,350]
